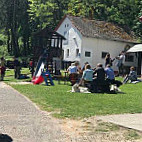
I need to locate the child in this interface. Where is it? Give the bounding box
[123,66,140,84]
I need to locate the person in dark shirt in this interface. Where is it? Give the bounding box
[93,63,109,92]
[94,63,105,81]
[105,53,115,67]
[14,57,21,79]
[82,62,89,71]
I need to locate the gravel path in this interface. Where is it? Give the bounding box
[1,82,142,142]
[0,82,68,142]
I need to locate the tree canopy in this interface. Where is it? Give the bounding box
[0,0,142,57]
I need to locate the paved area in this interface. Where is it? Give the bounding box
[0,82,68,142]
[1,81,142,142]
[96,113,142,132]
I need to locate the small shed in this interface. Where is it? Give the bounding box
[32,27,65,73]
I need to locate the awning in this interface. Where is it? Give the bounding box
[127,44,142,53]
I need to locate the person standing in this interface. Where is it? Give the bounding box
[0,57,6,81]
[105,53,115,67]
[14,57,21,79]
[116,51,126,76]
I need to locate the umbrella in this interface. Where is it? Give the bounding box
[127,44,142,53]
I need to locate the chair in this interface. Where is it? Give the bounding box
[69,73,78,85]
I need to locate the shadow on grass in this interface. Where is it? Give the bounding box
[3,80,10,81]
[117,91,126,94]
[0,134,13,142]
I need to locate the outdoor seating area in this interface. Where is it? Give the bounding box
[3,69,142,118]
[2,1,142,141]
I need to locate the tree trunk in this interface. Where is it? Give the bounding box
[6,29,11,53]
[11,0,19,57]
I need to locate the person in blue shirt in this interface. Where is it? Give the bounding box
[105,64,115,80]
[82,64,93,82]
[105,64,122,87]
[79,64,94,92]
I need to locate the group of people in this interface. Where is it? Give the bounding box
[104,51,126,76]
[0,57,21,81]
[80,63,122,93]
[67,51,140,93]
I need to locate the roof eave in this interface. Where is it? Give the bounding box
[83,35,139,44]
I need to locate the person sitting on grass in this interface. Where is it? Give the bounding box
[105,64,122,87]
[93,63,110,93]
[123,66,141,84]
[79,64,94,92]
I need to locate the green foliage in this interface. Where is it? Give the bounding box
[28,0,70,29]
[124,130,141,140]
[0,0,142,57]
[68,0,142,38]
[0,34,9,56]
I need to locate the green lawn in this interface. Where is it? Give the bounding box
[5,68,31,82]
[5,68,30,76]
[4,70,142,118]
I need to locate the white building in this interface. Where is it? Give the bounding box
[55,15,139,72]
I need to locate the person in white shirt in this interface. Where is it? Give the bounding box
[116,51,125,76]
[67,63,77,74]
[67,63,78,85]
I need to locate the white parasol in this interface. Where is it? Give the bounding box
[127,44,142,53]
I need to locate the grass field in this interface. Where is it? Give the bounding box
[4,69,142,119]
